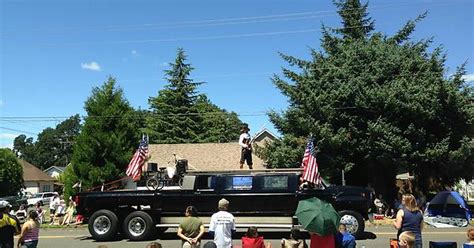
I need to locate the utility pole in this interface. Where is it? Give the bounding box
[59,132,74,165]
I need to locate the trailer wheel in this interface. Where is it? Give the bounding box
[88,209,119,241]
[338,210,364,238]
[123,211,155,241]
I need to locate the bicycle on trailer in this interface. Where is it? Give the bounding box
[145,154,186,191]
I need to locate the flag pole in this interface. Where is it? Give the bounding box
[342,169,346,186]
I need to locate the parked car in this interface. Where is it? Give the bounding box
[27,192,58,206]
[0,195,28,211]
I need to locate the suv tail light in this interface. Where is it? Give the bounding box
[74,195,80,206]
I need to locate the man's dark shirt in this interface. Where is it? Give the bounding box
[0,213,20,248]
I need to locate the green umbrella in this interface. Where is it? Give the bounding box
[295,197,340,236]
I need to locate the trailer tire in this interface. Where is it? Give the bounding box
[88,209,119,241]
[338,210,364,238]
[123,211,155,241]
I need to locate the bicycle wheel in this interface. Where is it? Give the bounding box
[156,180,165,191]
[146,178,158,190]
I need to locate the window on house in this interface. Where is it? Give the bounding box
[42,185,51,192]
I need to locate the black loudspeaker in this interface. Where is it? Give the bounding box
[176,159,188,174]
[146,163,158,172]
[429,241,457,248]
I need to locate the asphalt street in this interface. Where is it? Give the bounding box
[16,226,469,248]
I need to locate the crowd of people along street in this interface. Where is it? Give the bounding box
[1,188,474,248]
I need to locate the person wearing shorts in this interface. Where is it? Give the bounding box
[238,124,253,169]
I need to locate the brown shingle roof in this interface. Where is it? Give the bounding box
[148,142,265,171]
[19,159,56,182]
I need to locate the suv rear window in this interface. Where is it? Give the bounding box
[224,176,253,190]
[262,176,288,190]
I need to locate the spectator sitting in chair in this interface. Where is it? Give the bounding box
[61,199,76,225]
[337,223,356,248]
[466,227,474,245]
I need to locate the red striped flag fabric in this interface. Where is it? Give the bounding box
[301,138,320,185]
[126,135,149,181]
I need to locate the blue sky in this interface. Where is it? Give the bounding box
[1,0,473,148]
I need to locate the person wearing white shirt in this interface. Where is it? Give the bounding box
[208,198,236,248]
[238,124,253,169]
[49,195,60,224]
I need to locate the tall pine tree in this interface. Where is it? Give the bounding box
[70,77,139,193]
[265,0,473,197]
[145,48,243,143]
[146,48,202,143]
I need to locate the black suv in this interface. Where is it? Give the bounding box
[75,169,371,241]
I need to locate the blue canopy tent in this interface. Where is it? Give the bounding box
[426,191,472,221]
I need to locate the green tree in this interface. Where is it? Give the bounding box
[0,149,24,196]
[71,77,139,192]
[145,48,202,143]
[265,0,474,197]
[59,164,78,200]
[195,95,243,142]
[13,135,36,164]
[12,115,81,170]
[145,48,244,143]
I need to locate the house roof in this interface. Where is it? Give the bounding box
[20,159,56,182]
[148,142,265,171]
[252,128,280,143]
[43,166,66,174]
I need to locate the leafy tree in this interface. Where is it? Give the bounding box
[145,48,244,143]
[71,77,139,191]
[255,135,305,168]
[195,95,243,142]
[12,115,81,170]
[59,164,78,200]
[265,0,474,197]
[0,148,24,196]
[13,135,36,163]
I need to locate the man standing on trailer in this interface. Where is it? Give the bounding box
[238,124,253,169]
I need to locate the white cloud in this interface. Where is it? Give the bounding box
[0,142,13,149]
[0,133,18,149]
[81,61,102,71]
[0,133,18,139]
[461,74,474,82]
[131,50,137,55]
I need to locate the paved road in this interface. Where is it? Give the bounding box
[19,226,468,248]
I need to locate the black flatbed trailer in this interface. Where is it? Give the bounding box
[74,169,371,241]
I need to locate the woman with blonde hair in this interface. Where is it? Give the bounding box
[393,194,423,248]
[398,231,415,248]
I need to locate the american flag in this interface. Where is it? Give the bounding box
[301,137,320,185]
[126,135,149,181]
